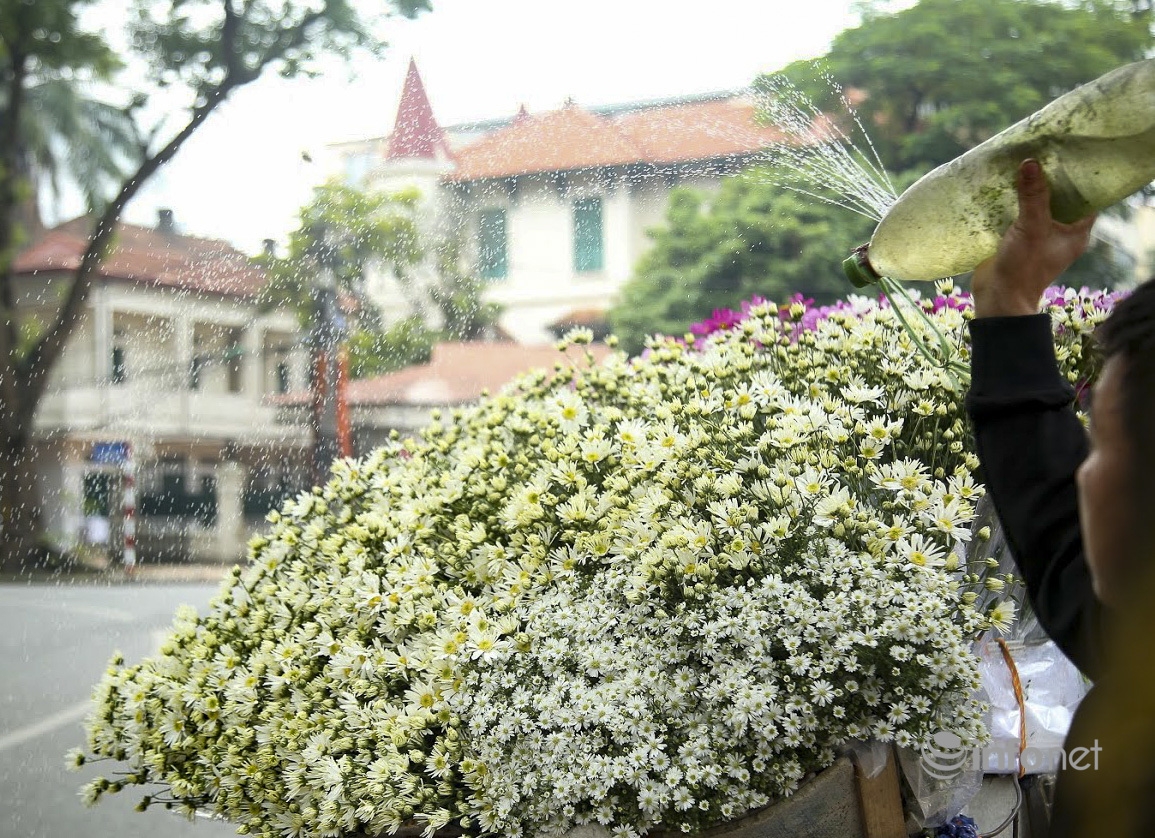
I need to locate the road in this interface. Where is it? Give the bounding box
[0,582,237,838]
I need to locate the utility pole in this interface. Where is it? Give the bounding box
[308,226,353,486]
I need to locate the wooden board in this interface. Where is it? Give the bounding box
[855,747,907,838]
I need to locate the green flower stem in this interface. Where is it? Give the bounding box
[877,277,969,389]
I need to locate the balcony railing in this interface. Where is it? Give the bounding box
[35,384,298,437]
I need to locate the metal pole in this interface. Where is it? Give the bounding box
[310,345,338,484]
[307,223,353,484]
[310,266,344,485]
[336,345,353,459]
[122,442,136,571]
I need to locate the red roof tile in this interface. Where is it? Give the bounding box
[277,341,614,407]
[12,217,266,297]
[548,307,607,328]
[445,106,644,182]
[446,95,797,182]
[614,97,790,165]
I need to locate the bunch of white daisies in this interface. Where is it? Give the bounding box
[73,282,1114,838]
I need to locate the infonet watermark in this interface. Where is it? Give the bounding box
[921,731,1102,780]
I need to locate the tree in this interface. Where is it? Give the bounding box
[0,0,431,569]
[260,180,431,378]
[260,179,501,379]
[766,0,1150,293]
[0,1,124,251]
[1,75,142,242]
[427,232,502,343]
[259,180,424,326]
[14,78,142,222]
[770,0,1152,174]
[608,169,873,355]
[345,316,437,379]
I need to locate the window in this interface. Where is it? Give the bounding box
[573,197,604,273]
[225,339,243,393]
[82,472,113,517]
[189,355,204,390]
[344,152,374,186]
[111,346,127,384]
[276,361,291,394]
[161,469,184,498]
[478,208,508,280]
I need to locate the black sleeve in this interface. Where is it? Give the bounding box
[964,313,1104,680]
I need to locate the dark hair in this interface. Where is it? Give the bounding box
[1096,277,1155,514]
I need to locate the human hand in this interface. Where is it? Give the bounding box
[971,159,1097,318]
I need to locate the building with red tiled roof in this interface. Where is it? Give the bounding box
[445,104,648,182]
[14,214,267,297]
[275,341,614,452]
[13,210,312,566]
[330,62,813,345]
[445,96,790,183]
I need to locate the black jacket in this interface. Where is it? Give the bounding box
[964,314,1107,838]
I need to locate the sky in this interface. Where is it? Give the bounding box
[54,0,913,255]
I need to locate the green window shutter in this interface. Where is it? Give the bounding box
[478,208,508,280]
[573,197,604,273]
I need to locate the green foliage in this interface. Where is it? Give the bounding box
[345,317,436,379]
[0,0,135,247]
[16,79,142,213]
[609,169,873,355]
[0,0,121,79]
[257,180,423,327]
[429,234,503,341]
[770,0,1152,173]
[128,0,431,97]
[260,181,501,379]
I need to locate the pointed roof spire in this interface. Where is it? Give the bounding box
[513,104,530,124]
[388,58,448,160]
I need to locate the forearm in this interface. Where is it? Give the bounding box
[966,315,1103,678]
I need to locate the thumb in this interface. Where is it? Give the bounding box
[1015,158,1052,230]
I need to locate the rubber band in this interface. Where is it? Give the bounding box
[996,638,1028,779]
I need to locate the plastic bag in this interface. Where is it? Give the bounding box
[900,496,1090,828]
[974,638,1089,775]
[898,744,985,830]
[967,496,1090,774]
[844,738,891,780]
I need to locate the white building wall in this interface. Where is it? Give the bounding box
[34,278,306,444]
[604,181,634,281]
[20,257,310,564]
[343,132,744,344]
[363,158,457,327]
[627,179,676,268]
[11,275,95,388]
[625,173,721,264]
[458,173,651,343]
[33,440,74,551]
[453,170,730,344]
[34,316,94,389]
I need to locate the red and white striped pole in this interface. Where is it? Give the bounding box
[122,442,136,571]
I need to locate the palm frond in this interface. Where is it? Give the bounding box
[16,78,140,210]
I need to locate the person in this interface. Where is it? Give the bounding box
[966,158,1155,837]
